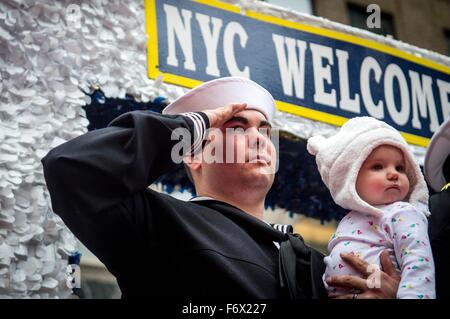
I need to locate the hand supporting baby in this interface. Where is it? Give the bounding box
[326,250,401,299]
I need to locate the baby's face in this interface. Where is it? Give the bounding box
[356,145,410,206]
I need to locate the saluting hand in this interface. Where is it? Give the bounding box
[202,103,247,128]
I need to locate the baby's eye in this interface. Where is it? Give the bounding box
[371,164,383,171]
[396,165,405,172]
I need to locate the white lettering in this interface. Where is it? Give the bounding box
[437,79,450,121]
[384,63,410,126]
[336,49,360,113]
[223,22,250,77]
[310,43,337,107]
[196,13,223,77]
[409,71,439,132]
[272,34,307,99]
[360,56,384,118]
[164,4,196,71]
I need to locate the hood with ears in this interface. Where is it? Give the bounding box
[307,117,429,218]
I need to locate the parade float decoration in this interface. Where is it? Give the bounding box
[0,0,448,297]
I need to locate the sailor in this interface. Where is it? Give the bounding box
[42,76,399,298]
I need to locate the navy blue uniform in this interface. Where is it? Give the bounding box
[42,110,326,299]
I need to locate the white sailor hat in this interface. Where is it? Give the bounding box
[424,118,450,192]
[162,76,276,122]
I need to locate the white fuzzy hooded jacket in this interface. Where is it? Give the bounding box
[306,116,430,218]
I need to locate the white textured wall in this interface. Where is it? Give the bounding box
[0,0,448,298]
[0,0,164,298]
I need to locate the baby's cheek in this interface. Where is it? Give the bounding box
[370,178,386,193]
[402,176,410,189]
[402,180,409,196]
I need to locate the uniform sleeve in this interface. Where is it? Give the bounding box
[384,203,436,299]
[41,110,209,274]
[42,110,208,216]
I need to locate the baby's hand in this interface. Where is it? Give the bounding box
[326,250,401,299]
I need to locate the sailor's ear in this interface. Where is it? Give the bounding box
[183,154,202,171]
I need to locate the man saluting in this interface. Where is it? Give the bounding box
[42,77,399,298]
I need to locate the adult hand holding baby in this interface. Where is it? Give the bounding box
[326,250,401,299]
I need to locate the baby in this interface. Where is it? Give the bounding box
[307,117,435,299]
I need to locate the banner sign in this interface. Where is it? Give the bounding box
[145,0,450,147]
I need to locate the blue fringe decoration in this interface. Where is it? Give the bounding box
[68,251,82,266]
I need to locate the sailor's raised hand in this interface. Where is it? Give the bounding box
[202,103,247,128]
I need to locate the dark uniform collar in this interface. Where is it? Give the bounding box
[189,195,293,242]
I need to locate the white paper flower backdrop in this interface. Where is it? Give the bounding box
[0,0,156,298]
[0,0,448,298]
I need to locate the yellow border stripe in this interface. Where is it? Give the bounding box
[161,73,204,88]
[192,0,241,14]
[145,0,159,79]
[276,100,430,147]
[399,132,430,148]
[276,100,348,127]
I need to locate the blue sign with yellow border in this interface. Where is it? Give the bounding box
[145,0,450,147]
